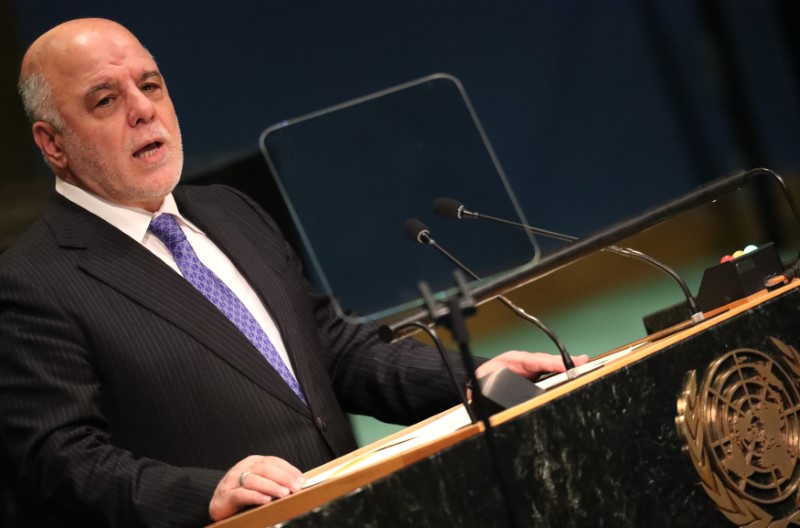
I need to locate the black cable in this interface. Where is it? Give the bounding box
[405,321,476,424]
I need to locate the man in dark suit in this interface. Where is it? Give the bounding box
[0,18,586,527]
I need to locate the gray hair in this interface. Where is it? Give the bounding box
[18,72,65,130]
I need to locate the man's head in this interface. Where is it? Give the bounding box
[20,18,183,212]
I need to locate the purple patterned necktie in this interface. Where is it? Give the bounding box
[149,213,306,404]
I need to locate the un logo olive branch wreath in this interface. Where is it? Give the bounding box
[676,338,800,528]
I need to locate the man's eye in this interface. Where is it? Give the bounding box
[96,97,113,107]
[142,83,160,92]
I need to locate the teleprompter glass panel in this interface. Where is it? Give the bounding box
[260,74,539,323]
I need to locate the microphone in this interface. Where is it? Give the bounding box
[403,218,576,372]
[382,168,799,342]
[403,218,434,245]
[433,198,704,324]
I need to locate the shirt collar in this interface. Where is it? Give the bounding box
[55,178,203,243]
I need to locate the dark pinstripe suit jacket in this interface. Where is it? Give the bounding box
[0,185,472,528]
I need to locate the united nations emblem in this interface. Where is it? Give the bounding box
[676,338,800,526]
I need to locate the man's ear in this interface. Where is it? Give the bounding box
[32,121,67,169]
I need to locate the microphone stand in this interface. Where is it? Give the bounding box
[393,270,524,528]
[410,281,476,423]
[404,217,575,372]
[425,235,575,372]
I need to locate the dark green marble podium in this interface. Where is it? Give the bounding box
[211,281,800,528]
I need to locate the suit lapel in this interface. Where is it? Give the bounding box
[176,192,320,407]
[45,194,310,416]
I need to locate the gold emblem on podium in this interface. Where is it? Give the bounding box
[676,338,800,526]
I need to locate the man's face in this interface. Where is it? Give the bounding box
[43,24,183,210]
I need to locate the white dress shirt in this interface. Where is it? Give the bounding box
[55,178,297,376]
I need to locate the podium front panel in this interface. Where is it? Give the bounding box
[220,283,800,527]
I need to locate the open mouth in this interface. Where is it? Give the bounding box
[133,141,163,159]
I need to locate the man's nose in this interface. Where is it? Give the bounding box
[127,89,156,127]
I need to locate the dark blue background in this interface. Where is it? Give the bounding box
[13,1,800,236]
[10,0,800,314]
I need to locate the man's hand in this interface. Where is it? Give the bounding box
[475,350,590,381]
[209,455,306,521]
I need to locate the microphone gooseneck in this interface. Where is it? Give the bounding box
[433,198,704,322]
[404,218,576,372]
[382,168,798,343]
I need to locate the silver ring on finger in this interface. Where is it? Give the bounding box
[238,471,251,488]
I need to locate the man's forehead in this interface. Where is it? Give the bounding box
[47,38,157,92]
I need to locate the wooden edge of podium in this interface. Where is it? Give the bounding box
[208,279,799,528]
[207,423,480,528]
[490,280,797,425]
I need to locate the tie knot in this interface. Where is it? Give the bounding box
[149,213,186,250]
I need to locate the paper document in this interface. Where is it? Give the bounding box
[304,405,472,488]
